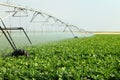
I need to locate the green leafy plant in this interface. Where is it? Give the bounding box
[0,34,120,80]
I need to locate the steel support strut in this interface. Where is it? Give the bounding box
[2,27,32,44]
[0,26,16,50]
[0,18,17,50]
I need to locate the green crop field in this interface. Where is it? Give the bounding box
[0,34,120,80]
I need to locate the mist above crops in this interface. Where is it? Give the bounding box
[0,32,93,53]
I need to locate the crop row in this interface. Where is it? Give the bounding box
[0,34,120,80]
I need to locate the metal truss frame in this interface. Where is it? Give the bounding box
[0,2,86,37]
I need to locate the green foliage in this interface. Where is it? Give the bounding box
[0,34,120,80]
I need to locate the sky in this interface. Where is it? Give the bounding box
[0,0,120,31]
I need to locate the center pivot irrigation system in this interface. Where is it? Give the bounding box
[0,2,86,55]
